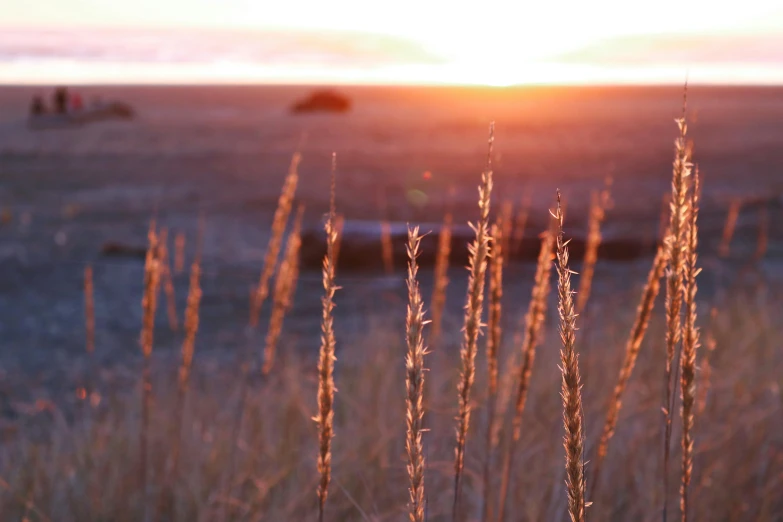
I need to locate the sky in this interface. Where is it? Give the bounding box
[2,0,783,85]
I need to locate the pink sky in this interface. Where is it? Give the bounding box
[2,1,782,84]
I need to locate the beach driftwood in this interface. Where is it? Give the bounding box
[101,241,147,259]
[300,220,658,272]
[28,102,135,130]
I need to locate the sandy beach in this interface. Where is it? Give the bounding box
[0,85,781,372]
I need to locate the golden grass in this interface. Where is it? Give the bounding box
[140,221,161,521]
[84,265,95,357]
[405,226,428,522]
[663,111,692,521]
[3,253,781,522]
[223,153,300,521]
[316,153,339,522]
[158,227,179,332]
[159,217,204,521]
[497,228,554,521]
[249,153,300,328]
[381,220,394,275]
[697,306,718,415]
[7,108,782,522]
[174,231,186,275]
[262,204,305,375]
[481,220,504,522]
[592,239,666,492]
[680,168,700,522]
[332,213,345,272]
[430,212,453,348]
[576,181,611,315]
[453,124,494,520]
[554,191,587,522]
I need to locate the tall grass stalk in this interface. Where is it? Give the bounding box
[453,123,494,521]
[592,239,667,494]
[174,231,186,274]
[381,220,394,274]
[718,199,740,258]
[658,193,672,242]
[249,153,300,328]
[158,216,204,522]
[316,153,339,522]
[481,221,504,522]
[263,204,305,375]
[430,212,453,348]
[663,108,692,522]
[158,227,179,332]
[333,213,345,272]
[555,191,586,522]
[575,183,611,315]
[497,229,554,522]
[140,221,161,522]
[84,265,95,398]
[696,307,718,415]
[405,226,428,522]
[680,168,700,522]
[223,153,300,522]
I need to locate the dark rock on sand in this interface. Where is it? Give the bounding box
[291,89,351,113]
[300,220,659,272]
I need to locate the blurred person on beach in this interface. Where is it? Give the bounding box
[53,87,69,114]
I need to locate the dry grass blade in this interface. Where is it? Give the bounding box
[333,213,345,272]
[223,153,300,522]
[658,193,672,242]
[84,265,95,356]
[592,238,667,494]
[575,182,611,315]
[696,307,718,415]
[430,212,453,348]
[249,152,300,328]
[158,216,204,521]
[497,229,554,522]
[140,221,161,522]
[555,190,586,522]
[84,265,95,399]
[453,123,494,521]
[680,168,701,522]
[263,204,305,375]
[663,106,692,522]
[405,226,428,522]
[316,153,339,522]
[174,231,186,274]
[481,221,504,522]
[381,220,394,274]
[158,227,179,332]
[718,199,740,258]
